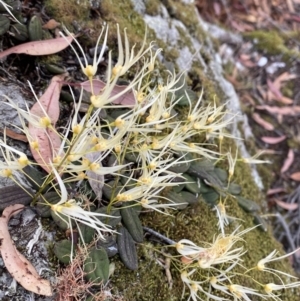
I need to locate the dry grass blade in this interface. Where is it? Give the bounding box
[0,204,52,296]
[55,245,123,301]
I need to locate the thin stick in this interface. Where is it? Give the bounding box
[143,226,176,245]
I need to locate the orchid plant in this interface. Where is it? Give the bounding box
[0,23,298,301]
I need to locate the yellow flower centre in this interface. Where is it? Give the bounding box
[72,124,82,135]
[116,193,132,202]
[210,277,217,285]
[176,242,183,251]
[1,169,12,177]
[114,117,125,129]
[30,140,39,150]
[67,154,76,162]
[162,112,170,119]
[191,283,198,292]
[138,177,152,185]
[90,95,102,108]
[149,161,157,170]
[53,156,62,164]
[146,115,154,123]
[77,172,86,180]
[83,65,96,78]
[141,198,148,205]
[114,144,121,153]
[90,162,100,172]
[82,158,91,168]
[152,138,160,149]
[39,116,51,128]
[264,284,273,294]
[228,285,242,298]
[112,65,122,77]
[18,155,29,168]
[193,122,201,130]
[95,140,107,151]
[187,115,194,122]
[137,91,145,103]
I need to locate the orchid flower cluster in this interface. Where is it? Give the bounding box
[175,223,300,301]
[0,23,298,300]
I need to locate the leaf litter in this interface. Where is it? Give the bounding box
[0,204,52,296]
[195,0,300,269]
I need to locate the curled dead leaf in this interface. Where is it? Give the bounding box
[256,105,300,116]
[274,198,298,211]
[280,149,294,173]
[267,78,282,100]
[0,128,28,142]
[252,113,274,130]
[0,35,74,59]
[0,204,52,296]
[290,172,300,182]
[261,136,286,144]
[267,187,286,196]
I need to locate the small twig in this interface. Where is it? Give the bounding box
[143,227,176,245]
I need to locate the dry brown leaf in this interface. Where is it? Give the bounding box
[274,198,298,210]
[42,19,60,30]
[256,105,300,115]
[29,74,66,173]
[281,149,294,173]
[267,187,286,196]
[274,72,297,86]
[287,0,295,12]
[0,128,28,142]
[0,35,73,59]
[29,128,62,173]
[261,135,286,144]
[0,204,52,296]
[267,78,282,100]
[252,113,274,130]
[267,72,297,104]
[279,96,294,105]
[80,79,136,107]
[290,172,300,181]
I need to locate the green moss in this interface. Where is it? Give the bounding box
[44,0,91,28]
[145,0,161,16]
[243,30,300,61]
